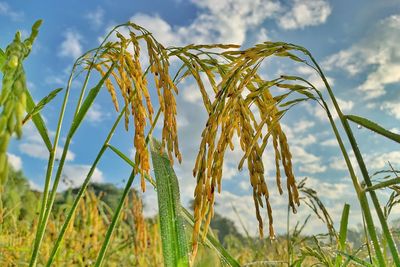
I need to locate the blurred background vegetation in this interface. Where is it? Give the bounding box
[2,163,398,266]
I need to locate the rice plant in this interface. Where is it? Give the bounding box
[0,18,399,267]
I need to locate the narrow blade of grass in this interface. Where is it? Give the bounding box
[23,87,63,124]
[0,48,5,69]
[150,138,189,267]
[365,177,400,192]
[335,203,350,266]
[336,251,373,267]
[24,88,52,152]
[69,61,116,137]
[346,115,400,143]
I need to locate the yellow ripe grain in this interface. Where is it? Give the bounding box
[93,64,119,112]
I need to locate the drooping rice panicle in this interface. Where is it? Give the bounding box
[91,24,182,192]
[191,43,307,256]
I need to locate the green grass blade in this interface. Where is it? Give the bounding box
[24,88,52,152]
[69,61,115,137]
[0,48,5,71]
[336,251,373,267]
[365,177,400,192]
[335,203,350,266]
[23,87,63,124]
[346,115,400,143]
[150,138,189,267]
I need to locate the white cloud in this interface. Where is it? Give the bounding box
[130,13,177,46]
[60,164,104,190]
[45,75,66,86]
[380,102,400,119]
[17,121,75,161]
[291,146,318,164]
[292,120,315,134]
[367,151,400,170]
[19,143,75,161]
[320,138,337,147]
[291,145,326,174]
[59,30,83,59]
[304,177,353,200]
[324,14,400,99]
[129,0,282,46]
[295,134,317,147]
[280,124,323,172]
[278,0,331,30]
[239,180,251,190]
[299,163,326,174]
[28,180,42,191]
[390,128,400,134]
[296,65,335,91]
[176,113,189,129]
[86,7,104,29]
[181,83,204,104]
[7,153,22,170]
[0,2,23,21]
[329,150,400,172]
[329,156,348,171]
[337,98,354,112]
[87,103,109,123]
[255,27,269,43]
[305,97,353,121]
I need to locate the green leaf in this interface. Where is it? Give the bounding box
[150,138,189,267]
[23,88,63,124]
[69,62,115,137]
[274,51,304,62]
[346,115,400,143]
[335,203,350,266]
[336,251,373,267]
[0,48,5,72]
[276,83,308,90]
[279,97,309,107]
[24,88,53,152]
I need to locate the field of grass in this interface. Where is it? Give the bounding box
[0,20,399,266]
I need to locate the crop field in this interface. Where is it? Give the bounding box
[0,2,400,267]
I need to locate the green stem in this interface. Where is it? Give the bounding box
[365,177,400,192]
[29,137,72,267]
[287,205,291,266]
[45,108,124,266]
[94,169,137,266]
[29,24,129,266]
[30,62,75,267]
[308,52,399,266]
[94,106,161,266]
[361,209,373,263]
[312,88,385,265]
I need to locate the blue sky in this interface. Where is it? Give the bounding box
[1,0,400,235]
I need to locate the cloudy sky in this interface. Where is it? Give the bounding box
[1,0,400,235]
